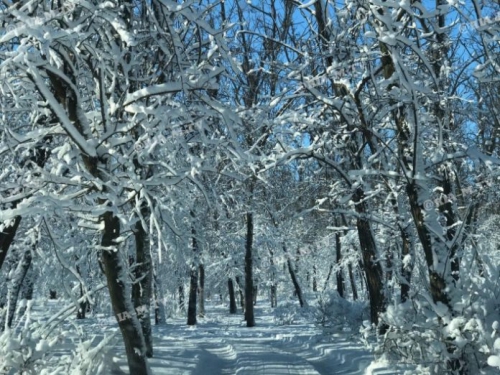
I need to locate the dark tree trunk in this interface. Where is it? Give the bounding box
[75,258,88,320]
[76,283,88,320]
[335,232,344,298]
[187,267,198,325]
[0,140,51,274]
[100,211,150,375]
[132,207,153,357]
[198,264,205,317]
[18,265,35,318]
[44,55,150,372]
[353,186,386,331]
[5,248,32,328]
[187,226,199,326]
[269,247,277,307]
[21,268,34,301]
[348,263,358,301]
[153,272,165,325]
[287,258,305,307]
[400,227,413,303]
[270,284,277,308]
[228,278,237,314]
[386,246,393,286]
[0,216,21,273]
[244,212,255,327]
[406,184,452,308]
[283,244,305,307]
[312,265,318,292]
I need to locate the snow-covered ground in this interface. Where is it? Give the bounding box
[19,300,416,374]
[98,303,413,375]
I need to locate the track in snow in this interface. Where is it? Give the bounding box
[100,303,413,375]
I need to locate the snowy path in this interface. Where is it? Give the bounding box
[99,304,411,375]
[21,300,413,374]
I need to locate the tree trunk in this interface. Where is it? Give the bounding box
[353,186,386,330]
[312,265,318,292]
[348,263,358,301]
[335,232,344,298]
[386,245,393,289]
[4,248,32,328]
[0,141,50,273]
[76,283,88,320]
[198,264,205,317]
[287,258,305,307]
[228,278,237,314]
[187,267,198,325]
[0,216,21,273]
[187,220,198,326]
[268,247,277,307]
[400,227,413,303]
[406,184,452,307]
[244,212,255,327]
[132,207,153,357]
[270,283,277,308]
[153,272,166,325]
[75,258,88,320]
[100,211,150,375]
[18,264,35,318]
[283,244,306,307]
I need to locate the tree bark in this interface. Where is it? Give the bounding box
[0,141,50,274]
[282,243,305,307]
[153,272,166,325]
[335,232,344,298]
[228,278,237,314]
[132,206,153,357]
[4,247,32,328]
[312,265,318,292]
[244,212,255,327]
[270,284,277,308]
[75,255,88,320]
[100,211,150,375]
[187,228,198,326]
[353,187,386,331]
[268,247,277,307]
[348,263,358,301]
[187,267,198,325]
[18,265,35,318]
[287,258,305,307]
[198,264,205,317]
[400,227,413,303]
[0,216,21,273]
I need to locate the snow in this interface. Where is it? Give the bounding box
[487,355,500,368]
[9,300,415,375]
[122,67,225,110]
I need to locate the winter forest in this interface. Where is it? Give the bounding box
[2,0,500,374]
